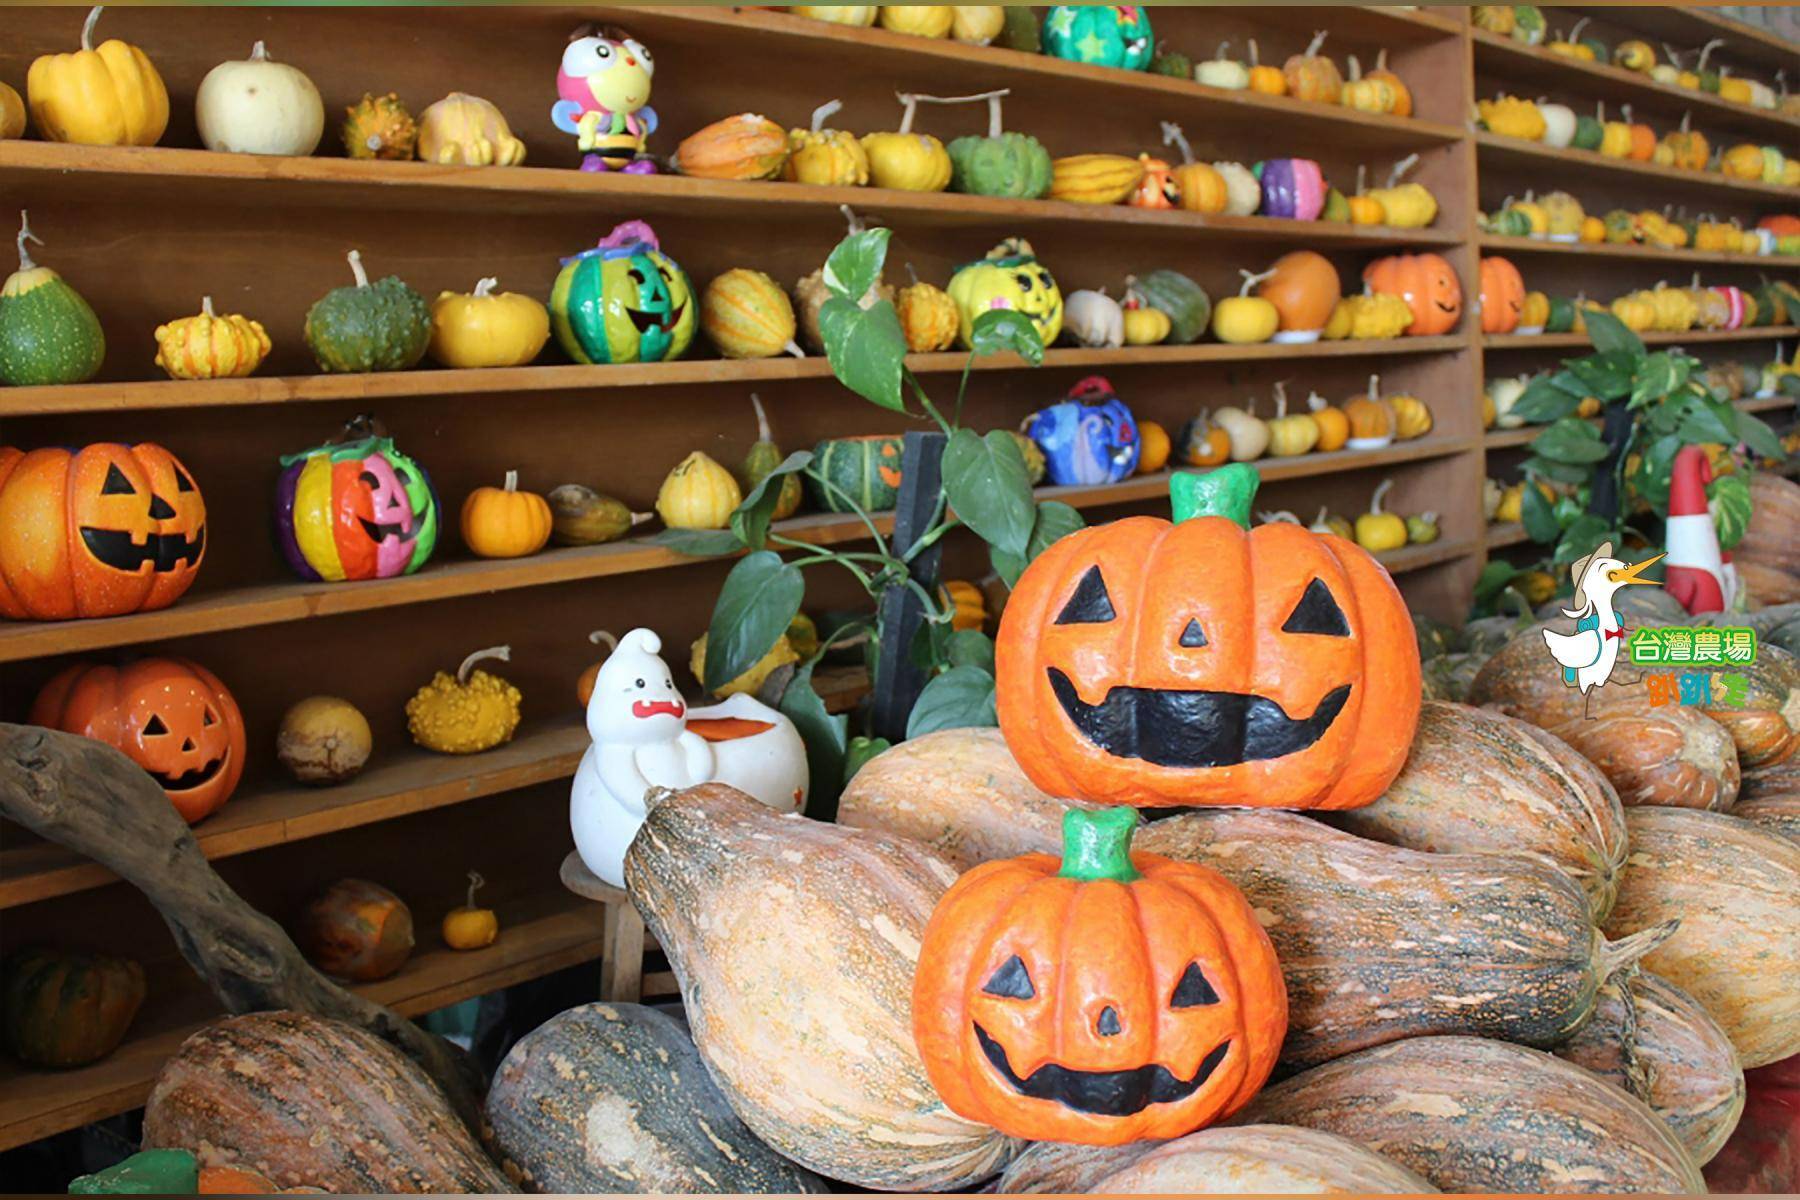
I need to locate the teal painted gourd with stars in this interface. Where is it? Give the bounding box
[550,219,696,365]
[0,211,105,387]
[1043,6,1154,71]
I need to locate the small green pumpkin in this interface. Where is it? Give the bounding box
[1544,295,1577,334]
[0,211,105,387]
[741,394,801,520]
[1571,112,1605,152]
[1486,207,1534,239]
[1130,268,1212,345]
[2,947,146,1068]
[807,435,905,513]
[947,93,1052,201]
[303,250,429,373]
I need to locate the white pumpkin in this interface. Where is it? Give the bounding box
[1489,374,1531,429]
[194,41,324,156]
[1196,42,1250,90]
[1538,102,1576,149]
[1062,289,1124,348]
[1212,404,1270,461]
[1650,64,1681,85]
[1214,160,1261,216]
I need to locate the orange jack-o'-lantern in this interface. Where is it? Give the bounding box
[30,657,246,824]
[1478,255,1527,335]
[995,465,1419,810]
[913,806,1287,1144]
[0,443,206,621]
[1361,253,1461,336]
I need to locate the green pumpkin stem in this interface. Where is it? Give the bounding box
[1058,807,1142,883]
[1171,462,1259,528]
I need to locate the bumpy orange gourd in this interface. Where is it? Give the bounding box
[995,465,1420,811]
[913,805,1287,1145]
[1366,49,1411,117]
[1362,253,1462,335]
[1479,256,1527,334]
[0,442,206,620]
[153,296,270,380]
[896,279,959,352]
[461,470,552,558]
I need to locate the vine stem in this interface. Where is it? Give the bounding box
[800,469,891,556]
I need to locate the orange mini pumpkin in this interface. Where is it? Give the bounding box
[913,805,1287,1145]
[1257,250,1340,339]
[0,442,206,621]
[1282,30,1343,104]
[995,465,1419,811]
[1478,255,1527,334]
[30,657,246,824]
[1361,253,1461,336]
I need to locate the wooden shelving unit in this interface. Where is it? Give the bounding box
[1486,326,1800,350]
[0,1,1794,1153]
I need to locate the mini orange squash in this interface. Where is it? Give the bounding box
[1366,48,1411,118]
[1282,30,1343,104]
[1479,255,1527,334]
[913,805,1287,1145]
[1362,253,1461,335]
[1159,122,1227,214]
[1256,250,1340,340]
[1619,104,1656,161]
[1245,40,1286,96]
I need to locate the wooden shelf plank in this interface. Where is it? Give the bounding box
[1741,393,1796,415]
[1485,426,1540,449]
[1486,521,1532,549]
[1476,132,1800,202]
[0,885,607,1152]
[0,337,1469,419]
[1477,234,1800,271]
[1562,5,1800,78]
[1486,325,1800,350]
[0,437,1476,665]
[1376,536,1483,574]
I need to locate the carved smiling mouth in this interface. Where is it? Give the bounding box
[359,517,416,544]
[629,300,685,334]
[80,527,205,572]
[976,1024,1230,1116]
[1048,669,1350,768]
[147,756,224,792]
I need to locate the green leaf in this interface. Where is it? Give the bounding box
[906,665,998,738]
[1509,375,1582,424]
[1707,472,1752,550]
[731,450,813,550]
[1736,412,1785,460]
[1473,559,1518,604]
[1520,481,1560,543]
[704,551,804,693]
[1677,401,1736,446]
[1634,433,1682,512]
[1568,352,1634,402]
[943,428,1036,560]
[648,527,745,557]
[991,500,1086,587]
[1630,352,1686,407]
[909,614,953,671]
[842,736,890,788]
[1521,455,1591,485]
[1554,516,1615,568]
[946,629,996,673]
[968,308,1045,365]
[822,227,891,303]
[779,661,848,821]
[821,297,909,413]
[1582,307,1645,358]
[1530,419,1610,464]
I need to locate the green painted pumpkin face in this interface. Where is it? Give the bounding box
[1043,5,1154,71]
[948,243,1064,349]
[551,221,696,365]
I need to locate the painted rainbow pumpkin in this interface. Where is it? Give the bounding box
[274,422,439,582]
[549,220,695,365]
[1256,158,1325,221]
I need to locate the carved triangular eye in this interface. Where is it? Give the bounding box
[1179,619,1207,648]
[983,955,1036,1000]
[143,715,169,736]
[102,464,135,495]
[1171,962,1220,1008]
[1055,566,1115,625]
[1282,578,1350,637]
[174,465,197,493]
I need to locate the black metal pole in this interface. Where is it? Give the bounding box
[1589,401,1634,522]
[870,430,947,742]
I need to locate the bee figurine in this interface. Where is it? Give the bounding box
[553,26,659,173]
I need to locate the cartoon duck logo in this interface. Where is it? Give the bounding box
[1540,540,1664,716]
[553,26,659,173]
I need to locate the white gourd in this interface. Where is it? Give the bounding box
[1062,289,1124,348]
[195,41,324,156]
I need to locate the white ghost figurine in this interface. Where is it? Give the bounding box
[570,627,809,887]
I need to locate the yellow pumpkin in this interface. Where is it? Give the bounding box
[1364,153,1437,229]
[950,6,1005,44]
[1354,479,1408,553]
[1600,113,1635,159]
[895,279,958,353]
[441,871,499,951]
[1049,154,1145,205]
[341,91,416,160]
[690,632,799,697]
[1610,293,1656,332]
[1520,291,1550,329]
[1340,55,1396,115]
[1210,269,1280,345]
[657,451,742,530]
[153,296,271,380]
[785,99,869,187]
[702,269,802,359]
[1478,94,1545,141]
[1580,215,1606,243]
[1343,375,1396,446]
[428,278,550,369]
[1307,391,1349,451]
[1659,114,1710,171]
[1122,303,1170,346]
[1388,392,1433,439]
[406,646,522,755]
[1,82,25,140]
[28,6,169,147]
[1342,292,1412,341]
[1322,298,1354,341]
[879,5,953,37]
[1264,382,1320,457]
[461,470,552,558]
[941,579,987,632]
[860,93,951,191]
[417,92,525,166]
[1721,143,1767,181]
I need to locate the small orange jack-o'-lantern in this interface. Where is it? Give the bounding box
[30,657,246,824]
[995,464,1419,810]
[913,806,1287,1144]
[0,442,206,620]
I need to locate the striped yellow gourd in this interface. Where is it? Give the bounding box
[1049,154,1145,205]
[701,268,800,359]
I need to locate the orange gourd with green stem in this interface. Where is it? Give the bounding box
[912,804,1288,1144]
[993,463,1421,812]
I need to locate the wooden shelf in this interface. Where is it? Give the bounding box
[1485,426,1540,450]
[0,337,1468,419]
[1374,536,1482,574]
[1486,521,1532,549]
[1476,132,1800,202]
[0,883,608,1152]
[1486,325,1800,350]
[1562,5,1800,78]
[0,436,1476,665]
[1478,234,1800,271]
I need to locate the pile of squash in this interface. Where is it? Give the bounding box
[1176,372,1434,472]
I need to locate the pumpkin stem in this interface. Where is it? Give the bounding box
[1248,38,1262,68]
[895,91,919,135]
[1369,477,1393,517]
[904,261,920,286]
[837,203,865,236]
[14,210,42,272]
[782,339,805,358]
[1170,462,1259,528]
[1272,379,1290,418]
[1237,267,1275,298]
[1346,53,1362,82]
[456,644,511,686]
[1159,121,1195,166]
[1598,920,1680,981]
[1680,111,1692,133]
[750,392,775,443]
[1621,103,1634,125]
[1302,29,1329,60]
[1056,807,1142,884]
[1569,17,1589,41]
[473,276,498,298]
[1356,164,1367,196]
[201,295,216,318]
[809,98,843,134]
[1311,505,1334,530]
[345,249,370,289]
[987,90,1004,139]
[249,39,270,63]
[80,6,102,52]
[1258,510,1300,525]
[464,870,485,910]
[1307,390,1331,415]
[1213,40,1231,62]
[901,89,1011,138]
[1695,38,1722,74]
[1367,373,1382,404]
[501,469,519,493]
[1386,152,1419,190]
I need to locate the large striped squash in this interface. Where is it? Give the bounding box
[548,220,695,365]
[673,113,788,180]
[701,268,800,359]
[1547,705,1739,810]
[806,434,904,512]
[273,429,438,582]
[1736,793,1799,843]
[1048,153,1145,205]
[1738,474,1800,573]
[143,1011,510,1194]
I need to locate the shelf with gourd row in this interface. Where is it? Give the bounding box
[1484,392,1795,451]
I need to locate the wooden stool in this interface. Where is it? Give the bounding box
[559,850,678,1003]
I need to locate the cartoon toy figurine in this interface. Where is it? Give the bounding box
[570,628,808,887]
[1662,445,1736,616]
[553,27,659,173]
[1541,540,1663,716]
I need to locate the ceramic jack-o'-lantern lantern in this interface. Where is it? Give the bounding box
[996,464,1419,810]
[0,442,205,621]
[913,805,1287,1145]
[273,416,439,583]
[30,657,246,824]
[1362,252,1461,335]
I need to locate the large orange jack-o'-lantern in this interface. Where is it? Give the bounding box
[995,464,1419,810]
[913,806,1287,1144]
[0,443,206,621]
[30,657,246,824]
